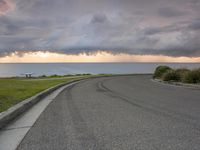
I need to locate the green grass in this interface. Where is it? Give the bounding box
[0,74,107,113]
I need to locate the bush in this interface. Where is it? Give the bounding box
[175,68,190,82]
[162,70,181,81]
[182,69,200,83]
[153,66,172,79]
[153,66,200,84]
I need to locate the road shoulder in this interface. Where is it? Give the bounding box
[152,78,200,89]
[0,81,79,150]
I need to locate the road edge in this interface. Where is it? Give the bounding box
[0,76,109,129]
[0,74,146,129]
[152,78,200,89]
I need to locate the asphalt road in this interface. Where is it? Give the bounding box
[17,75,200,150]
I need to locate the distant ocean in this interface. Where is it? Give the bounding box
[0,63,200,77]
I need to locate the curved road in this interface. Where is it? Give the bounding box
[17,75,200,150]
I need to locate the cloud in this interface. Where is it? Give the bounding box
[157,7,186,18]
[91,14,108,24]
[188,20,200,30]
[144,28,163,35]
[0,0,15,15]
[0,0,200,58]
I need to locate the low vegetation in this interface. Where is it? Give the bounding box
[162,70,181,82]
[0,74,109,113]
[153,66,172,79]
[153,66,200,84]
[183,69,200,83]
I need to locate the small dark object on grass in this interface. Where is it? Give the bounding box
[40,75,47,78]
[50,74,60,78]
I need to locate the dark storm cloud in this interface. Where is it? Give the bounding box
[0,0,200,57]
[91,14,108,24]
[188,20,200,30]
[158,7,186,18]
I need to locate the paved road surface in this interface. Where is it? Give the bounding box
[17,75,200,150]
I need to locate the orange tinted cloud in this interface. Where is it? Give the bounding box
[0,51,200,63]
[0,0,15,15]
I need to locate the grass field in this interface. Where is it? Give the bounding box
[0,75,105,113]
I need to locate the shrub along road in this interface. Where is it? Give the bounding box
[17,75,200,150]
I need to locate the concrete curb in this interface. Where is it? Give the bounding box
[0,74,137,129]
[152,79,200,89]
[0,78,88,129]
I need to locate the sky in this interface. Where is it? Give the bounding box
[0,0,200,62]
